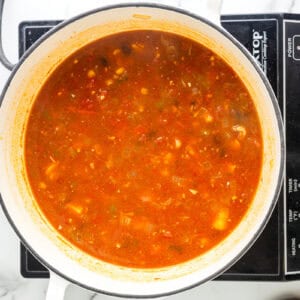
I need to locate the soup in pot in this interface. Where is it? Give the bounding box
[25,30,262,268]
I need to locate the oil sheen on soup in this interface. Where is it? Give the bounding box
[25,30,262,268]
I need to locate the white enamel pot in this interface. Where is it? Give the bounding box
[0,1,284,299]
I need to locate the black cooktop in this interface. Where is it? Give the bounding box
[18,13,300,281]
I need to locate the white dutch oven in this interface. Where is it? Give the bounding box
[0,1,284,299]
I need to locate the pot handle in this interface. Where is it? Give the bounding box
[172,0,223,25]
[0,0,14,70]
[0,0,223,71]
[46,271,69,300]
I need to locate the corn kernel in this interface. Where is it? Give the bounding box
[175,138,182,149]
[105,79,113,86]
[115,67,125,75]
[204,113,213,123]
[189,189,198,195]
[141,87,149,95]
[213,210,228,230]
[113,49,121,55]
[87,69,96,78]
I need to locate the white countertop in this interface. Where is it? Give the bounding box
[1,0,300,299]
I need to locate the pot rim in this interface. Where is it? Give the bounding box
[0,2,285,298]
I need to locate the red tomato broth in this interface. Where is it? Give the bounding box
[25,30,262,268]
